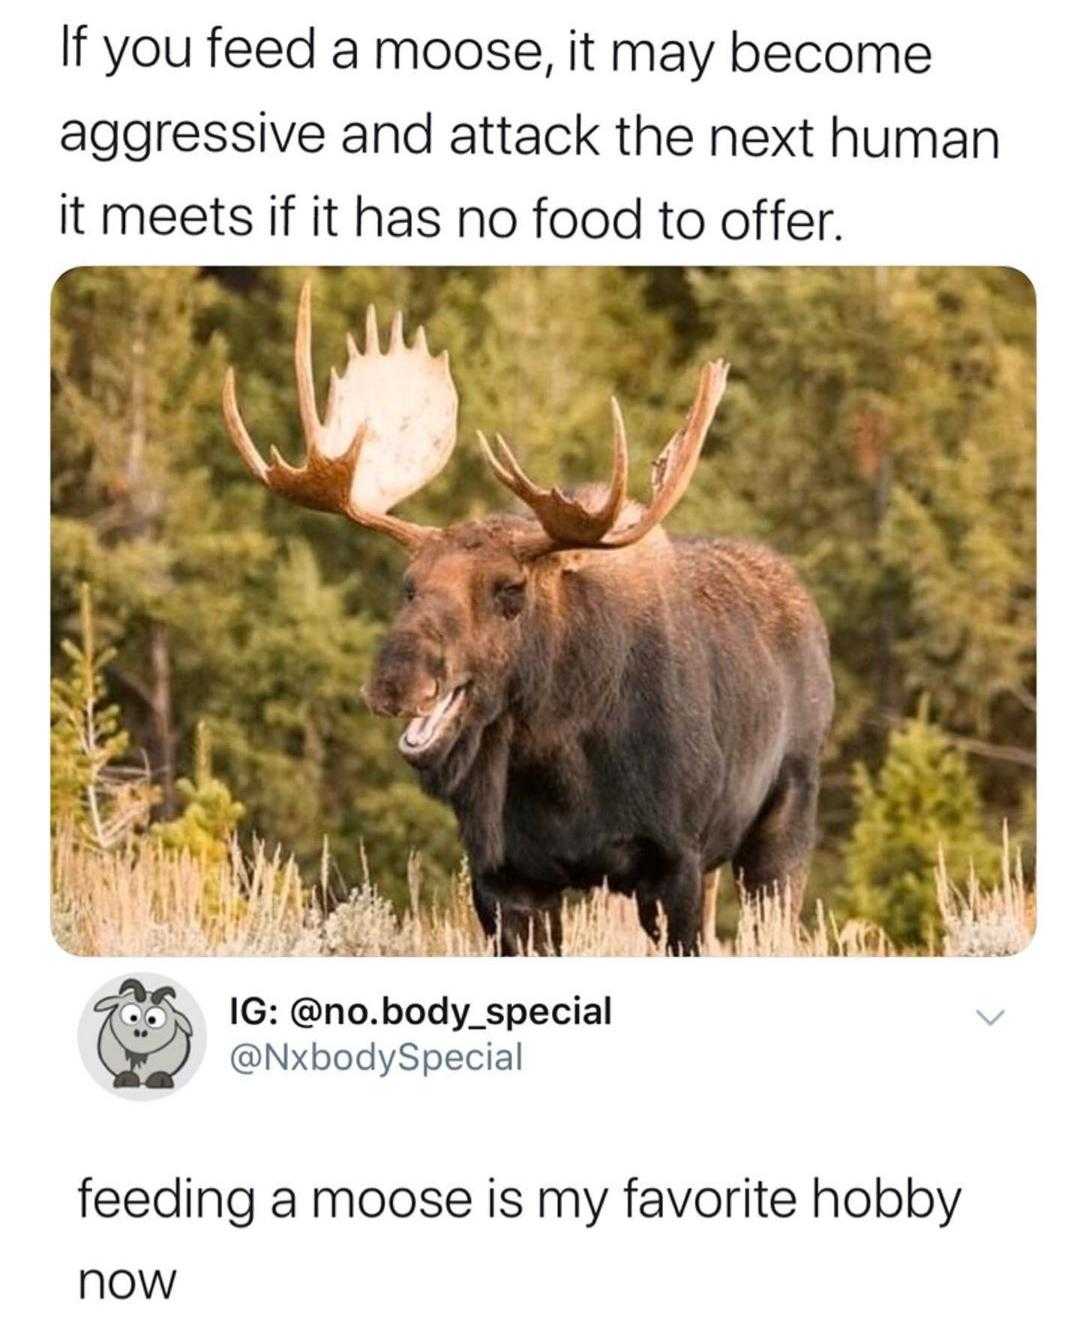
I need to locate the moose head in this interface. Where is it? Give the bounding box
[222,283,728,779]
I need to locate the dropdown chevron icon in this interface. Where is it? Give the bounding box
[976,1009,1005,1026]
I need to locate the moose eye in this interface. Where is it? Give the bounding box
[144,1007,166,1029]
[402,581,416,603]
[494,579,526,619]
[119,1003,141,1026]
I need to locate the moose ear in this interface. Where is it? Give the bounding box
[93,996,120,1012]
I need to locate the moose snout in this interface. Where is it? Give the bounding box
[365,633,445,718]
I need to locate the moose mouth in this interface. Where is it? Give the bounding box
[399,683,469,759]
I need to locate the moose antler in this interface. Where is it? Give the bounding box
[222,282,458,549]
[478,358,729,557]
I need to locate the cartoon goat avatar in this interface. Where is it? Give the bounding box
[94,979,193,1089]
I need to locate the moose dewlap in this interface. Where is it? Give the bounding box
[222,283,835,955]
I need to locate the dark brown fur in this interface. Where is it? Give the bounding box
[366,507,833,954]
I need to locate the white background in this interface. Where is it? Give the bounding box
[3,1,1074,1321]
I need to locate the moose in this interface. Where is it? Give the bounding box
[222,283,833,953]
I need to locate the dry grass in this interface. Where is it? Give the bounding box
[51,827,1033,958]
[936,829,1034,957]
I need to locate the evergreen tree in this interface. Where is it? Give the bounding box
[843,704,999,949]
[52,267,230,814]
[50,582,158,846]
[153,721,245,863]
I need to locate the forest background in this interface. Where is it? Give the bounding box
[50,266,1035,949]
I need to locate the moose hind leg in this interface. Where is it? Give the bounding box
[732,761,819,921]
[643,855,704,956]
[644,872,720,952]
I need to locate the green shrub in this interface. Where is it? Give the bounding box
[843,703,998,948]
[353,781,462,911]
[153,720,245,863]
[51,582,158,845]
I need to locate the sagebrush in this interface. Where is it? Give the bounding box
[52,826,1032,958]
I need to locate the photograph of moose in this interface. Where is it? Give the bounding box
[50,267,1035,957]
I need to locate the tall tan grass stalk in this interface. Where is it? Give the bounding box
[52,825,1033,957]
[51,826,313,957]
[731,891,894,958]
[936,827,1033,957]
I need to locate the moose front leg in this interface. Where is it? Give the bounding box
[472,877,563,956]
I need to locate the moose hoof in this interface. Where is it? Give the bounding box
[112,1071,140,1088]
[145,1071,175,1089]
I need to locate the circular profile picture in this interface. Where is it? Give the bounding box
[78,973,206,1099]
